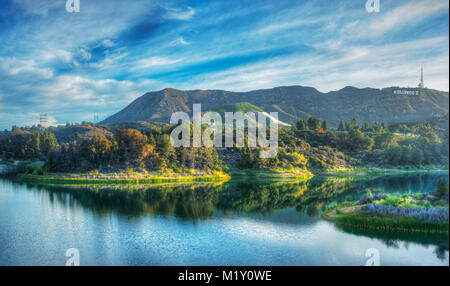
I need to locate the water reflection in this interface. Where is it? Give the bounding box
[1,172,448,265]
[13,173,447,221]
[335,225,449,260]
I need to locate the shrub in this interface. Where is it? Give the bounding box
[325,202,338,211]
[414,194,424,200]
[360,203,449,223]
[434,199,448,206]
[380,195,402,207]
[35,167,44,176]
[423,201,432,209]
[25,164,36,174]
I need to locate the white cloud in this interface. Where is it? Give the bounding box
[39,49,73,63]
[132,56,183,70]
[90,51,129,70]
[13,0,60,16]
[170,36,191,46]
[101,39,115,48]
[164,6,196,20]
[78,48,92,61]
[0,57,53,79]
[344,0,449,39]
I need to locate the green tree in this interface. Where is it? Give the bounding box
[413,147,424,166]
[82,135,115,169]
[345,121,351,131]
[40,132,58,155]
[374,133,397,150]
[337,129,374,152]
[433,179,449,200]
[307,116,320,131]
[296,119,307,131]
[338,120,345,131]
[350,118,359,130]
[321,120,329,131]
[155,134,177,169]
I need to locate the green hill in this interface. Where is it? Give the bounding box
[210,102,263,115]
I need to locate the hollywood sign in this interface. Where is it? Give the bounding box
[393,90,419,96]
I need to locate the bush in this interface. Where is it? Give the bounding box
[35,167,44,176]
[413,194,424,200]
[325,202,338,210]
[380,195,402,207]
[25,164,36,174]
[360,203,449,223]
[435,199,447,206]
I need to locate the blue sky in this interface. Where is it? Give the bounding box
[0,0,448,129]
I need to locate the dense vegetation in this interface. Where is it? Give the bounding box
[286,114,448,168]
[0,113,448,175]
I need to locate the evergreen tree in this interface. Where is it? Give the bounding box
[350,118,359,130]
[338,120,345,131]
[321,120,329,131]
[296,119,307,131]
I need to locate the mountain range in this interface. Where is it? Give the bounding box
[102,86,449,127]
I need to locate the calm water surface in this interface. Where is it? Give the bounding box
[0,172,448,266]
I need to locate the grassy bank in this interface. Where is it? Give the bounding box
[229,167,314,180]
[312,166,449,177]
[322,199,449,235]
[333,214,449,234]
[18,171,231,185]
[17,167,314,185]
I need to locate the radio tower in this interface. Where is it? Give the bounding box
[39,114,48,128]
[418,67,424,88]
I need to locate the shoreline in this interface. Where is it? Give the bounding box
[15,168,314,185]
[322,206,449,235]
[17,172,231,184]
[7,165,449,185]
[312,166,449,177]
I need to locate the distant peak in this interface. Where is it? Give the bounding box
[161,87,180,92]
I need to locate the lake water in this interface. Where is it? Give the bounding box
[0,172,448,266]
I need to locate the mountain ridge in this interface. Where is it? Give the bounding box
[102,85,449,126]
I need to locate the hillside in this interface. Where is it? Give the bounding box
[211,102,263,115]
[102,86,449,127]
[97,121,171,134]
[210,102,291,127]
[51,124,113,142]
